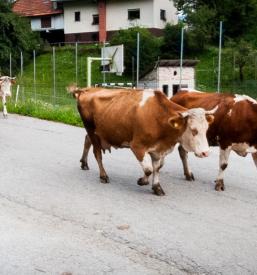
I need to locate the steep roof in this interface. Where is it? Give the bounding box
[12,0,63,17]
[157,59,199,67]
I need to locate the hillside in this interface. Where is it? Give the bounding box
[17,45,131,106]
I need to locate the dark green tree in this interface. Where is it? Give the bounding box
[110,27,161,78]
[226,39,256,81]
[174,0,257,44]
[0,0,42,75]
[161,23,191,58]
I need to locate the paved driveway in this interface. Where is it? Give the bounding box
[0,114,257,275]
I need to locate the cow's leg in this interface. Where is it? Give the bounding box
[88,132,109,183]
[80,135,91,170]
[2,96,7,118]
[251,152,257,168]
[130,145,153,186]
[178,145,195,181]
[151,154,165,196]
[215,146,231,191]
[137,153,153,186]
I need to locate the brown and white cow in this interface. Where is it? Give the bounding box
[172,90,257,191]
[69,86,215,196]
[0,76,15,117]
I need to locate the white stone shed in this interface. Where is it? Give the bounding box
[139,59,199,98]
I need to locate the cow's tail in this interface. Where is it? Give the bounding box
[67,84,87,99]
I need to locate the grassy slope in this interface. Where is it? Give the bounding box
[7,45,131,125]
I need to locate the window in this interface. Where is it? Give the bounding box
[75,11,80,22]
[41,17,51,28]
[160,9,166,21]
[128,9,140,20]
[92,14,99,25]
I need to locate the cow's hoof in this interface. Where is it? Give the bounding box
[185,172,195,181]
[137,177,149,186]
[3,115,7,119]
[100,176,110,184]
[80,161,89,170]
[215,179,225,191]
[152,184,165,196]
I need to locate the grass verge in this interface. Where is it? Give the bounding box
[7,99,83,127]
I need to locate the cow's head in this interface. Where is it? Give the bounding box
[169,107,216,158]
[0,76,16,97]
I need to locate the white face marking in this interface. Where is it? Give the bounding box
[232,143,257,156]
[139,89,154,107]
[179,108,210,157]
[234,94,257,104]
[227,109,232,116]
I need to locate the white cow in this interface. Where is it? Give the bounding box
[0,76,15,117]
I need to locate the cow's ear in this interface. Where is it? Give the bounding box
[206,114,214,124]
[168,115,185,129]
[11,79,16,84]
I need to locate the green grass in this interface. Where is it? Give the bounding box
[195,47,257,98]
[7,99,83,127]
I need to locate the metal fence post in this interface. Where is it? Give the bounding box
[33,50,36,100]
[75,42,78,84]
[9,53,12,77]
[53,46,56,105]
[217,21,223,93]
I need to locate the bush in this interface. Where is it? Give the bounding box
[0,0,42,75]
[110,27,161,77]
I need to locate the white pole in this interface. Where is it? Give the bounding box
[136,32,140,88]
[87,57,92,87]
[9,53,12,77]
[179,27,184,89]
[87,57,111,87]
[33,50,36,99]
[103,41,106,83]
[20,51,23,77]
[15,85,20,107]
[75,42,78,84]
[53,46,56,104]
[217,21,223,93]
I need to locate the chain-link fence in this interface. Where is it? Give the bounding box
[9,43,130,107]
[8,44,257,107]
[196,53,257,98]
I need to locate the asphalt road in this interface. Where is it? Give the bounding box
[0,114,257,275]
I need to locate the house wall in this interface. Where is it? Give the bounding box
[106,0,153,30]
[153,0,178,28]
[63,0,178,42]
[63,2,99,34]
[31,14,64,31]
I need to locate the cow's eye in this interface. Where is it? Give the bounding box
[192,129,198,136]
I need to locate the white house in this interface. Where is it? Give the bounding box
[139,60,199,98]
[13,0,64,43]
[53,0,178,43]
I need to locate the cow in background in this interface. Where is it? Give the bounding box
[172,90,257,191]
[0,76,15,117]
[69,86,215,196]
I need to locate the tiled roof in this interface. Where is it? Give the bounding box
[12,0,63,17]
